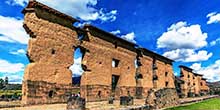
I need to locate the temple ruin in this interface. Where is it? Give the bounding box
[179,65,209,97]
[21,0,209,107]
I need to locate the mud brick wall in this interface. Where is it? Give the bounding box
[200,79,209,92]
[138,55,154,90]
[80,26,137,101]
[22,2,79,105]
[195,76,202,95]
[179,66,207,97]
[22,1,177,105]
[180,67,194,96]
[154,60,175,89]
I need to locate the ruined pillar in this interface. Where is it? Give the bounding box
[22,1,79,105]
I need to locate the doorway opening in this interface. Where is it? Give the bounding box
[112,75,120,92]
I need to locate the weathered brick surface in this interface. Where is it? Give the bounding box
[155,60,175,89]
[80,26,137,101]
[22,1,177,105]
[138,56,154,89]
[22,2,79,105]
[179,66,209,97]
[200,79,209,93]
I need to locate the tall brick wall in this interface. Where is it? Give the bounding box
[179,66,209,97]
[80,26,137,101]
[137,55,153,97]
[22,1,177,105]
[200,79,209,93]
[154,60,175,89]
[22,1,79,105]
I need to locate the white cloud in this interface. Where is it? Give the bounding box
[69,57,84,76]
[210,38,220,46]
[6,0,117,22]
[190,63,202,71]
[190,60,220,82]
[74,21,91,28]
[0,59,25,73]
[0,15,29,44]
[10,49,26,55]
[0,74,23,84]
[110,30,121,35]
[163,49,212,62]
[174,72,178,76]
[157,21,211,62]
[157,21,208,50]
[121,32,136,43]
[5,0,27,6]
[207,12,220,24]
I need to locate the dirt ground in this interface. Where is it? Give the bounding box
[0,103,66,110]
[0,95,218,110]
[0,99,145,110]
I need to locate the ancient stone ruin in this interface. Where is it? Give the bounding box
[21,1,177,106]
[179,65,210,97]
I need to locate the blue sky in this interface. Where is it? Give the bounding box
[0,0,220,83]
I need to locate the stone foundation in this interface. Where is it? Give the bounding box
[80,85,111,102]
[81,85,139,101]
[22,80,76,105]
[145,88,179,109]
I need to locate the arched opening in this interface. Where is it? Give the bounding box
[69,47,84,87]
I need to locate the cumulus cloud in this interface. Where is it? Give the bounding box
[110,30,121,35]
[0,15,29,44]
[6,0,117,22]
[157,21,208,50]
[190,60,220,82]
[157,21,211,62]
[121,32,136,43]
[210,38,220,46]
[69,57,84,76]
[0,59,25,73]
[207,12,220,24]
[163,49,212,62]
[10,49,26,55]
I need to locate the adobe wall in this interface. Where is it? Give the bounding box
[195,76,202,95]
[180,68,194,96]
[200,79,209,92]
[137,55,153,97]
[80,26,137,101]
[22,3,79,105]
[22,1,177,105]
[154,60,175,89]
[179,67,206,97]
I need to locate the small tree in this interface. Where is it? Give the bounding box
[0,78,4,89]
[4,76,8,85]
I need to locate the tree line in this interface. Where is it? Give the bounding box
[0,77,8,89]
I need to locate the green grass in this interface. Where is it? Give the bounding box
[0,90,22,96]
[166,98,220,110]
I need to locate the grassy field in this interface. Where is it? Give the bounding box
[0,90,22,96]
[166,98,220,110]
